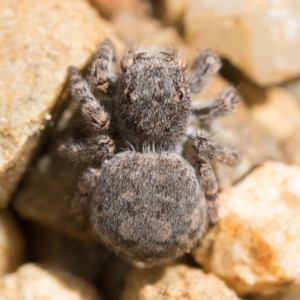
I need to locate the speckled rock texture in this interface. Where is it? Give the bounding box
[0,0,123,209]
[122,264,241,300]
[193,161,300,296]
[0,263,102,300]
[0,211,25,276]
[185,0,300,85]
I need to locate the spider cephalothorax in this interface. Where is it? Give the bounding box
[59,39,240,266]
[115,49,190,145]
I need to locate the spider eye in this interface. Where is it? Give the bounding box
[178,90,184,100]
[174,88,185,102]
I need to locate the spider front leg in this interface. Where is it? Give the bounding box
[196,162,219,225]
[69,66,111,131]
[89,38,117,96]
[188,49,222,94]
[191,131,240,167]
[58,135,114,166]
[191,87,239,121]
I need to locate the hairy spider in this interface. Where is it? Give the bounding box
[59,39,240,266]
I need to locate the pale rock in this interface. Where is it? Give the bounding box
[185,0,300,85]
[121,264,241,300]
[0,211,25,276]
[154,0,187,26]
[282,77,300,102]
[0,263,102,300]
[218,63,300,143]
[282,129,300,166]
[0,0,123,209]
[91,0,152,18]
[250,87,300,142]
[136,26,192,58]
[192,161,300,295]
[111,11,161,45]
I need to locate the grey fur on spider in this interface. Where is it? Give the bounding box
[59,39,240,266]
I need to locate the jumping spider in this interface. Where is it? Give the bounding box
[59,39,240,266]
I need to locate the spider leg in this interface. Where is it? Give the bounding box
[68,66,111,131]
[191,87,239,121]
[59,135,115,228]
[58,135,114,166]
[89,38,117,96]
[188,49,222,94]
[196,162,219,225]
[70,167,102,229]
[191,131,240,166]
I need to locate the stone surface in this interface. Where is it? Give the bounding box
[0,263,102,300]
[193,161,300,295]
[190,76,281,188]
[219,61,300,143]
[282,129,300,166]
[248,283,300,300]
[91,0,152,18]
[154,0,187,26]
[282,77,300,102]
[0,0,123,209]
[249,87,300,142]
[0,211,25,276]
[185,0,300,86]
[122,264,241,300]
[111,11,161,45]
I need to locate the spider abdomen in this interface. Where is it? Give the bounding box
[91,151,207,265]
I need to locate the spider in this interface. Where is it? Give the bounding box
[59,39,240,266]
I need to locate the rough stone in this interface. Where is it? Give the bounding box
[0,211,25,276]
[154,0,187,26]
[282,128,300,167]
[249,87,300,142]
[111,11,161,45]
[0,263,102,300]
[282,77,300,102]
[121,264,241,300]
[192,161,300,295]
[185,0,300,86]
[0,0,123,209]
[91,0,152,18]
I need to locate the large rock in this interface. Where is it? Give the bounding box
[154,0,187,26]
[193,161,300,295]
[249,87,300,142]
[122,264,241,300]
[0,211,25,276]
[0,263,102,300]
[0,0,123,209]
[185,0,300,86]
[282,128,300,166]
